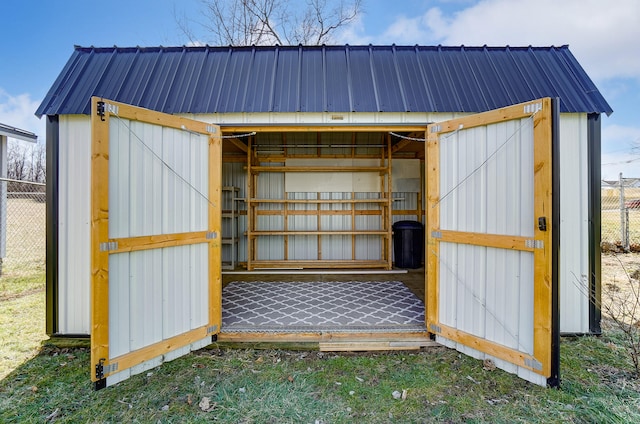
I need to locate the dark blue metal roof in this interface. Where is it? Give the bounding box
[36,45,612,117]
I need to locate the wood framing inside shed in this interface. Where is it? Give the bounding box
[219,125,427,271]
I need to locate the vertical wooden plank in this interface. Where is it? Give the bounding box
[316,192,321,260]
[208,128,222,332]
[386,133,393,269]
[90,97,111,382]
[351,191,356,261]
[532,97,553,376]
[425,126,440,332]
[246,135,253,270]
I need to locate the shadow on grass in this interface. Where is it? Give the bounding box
[1,335,640,423]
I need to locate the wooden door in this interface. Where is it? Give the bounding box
[426,98,559,387]
[90,97,222,389]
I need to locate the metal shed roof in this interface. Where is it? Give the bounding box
[36,45,612,117]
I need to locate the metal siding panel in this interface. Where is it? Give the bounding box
[38,46,612,117]
[442,120,534,237]
[300,49,324,112]
[324,48,350,112]
[108,252,130,359]
[394,48,433,111]
[61,52,111,116]
[419,48,462,112]
[371,48,405,111]
[217,51,252,112]
[138,50,178,111]
[438,242,457,328]
[272,49,299,112]
[57,116,91,335]
[244,49,276,112]
[190,243,209,329]
[348,47,377,112]
[164,50,205,113]
[192,49,230,112]
[444,49,486,112]
[559,114,590,333]
[109,118,131,239]
[469,49,513,110]
[129,249,163,351]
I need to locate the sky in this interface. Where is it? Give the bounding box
[0,0,638,179]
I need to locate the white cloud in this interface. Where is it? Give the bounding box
[434,0,640,82]
[0,89,45,143]
[362,0,640,83]
[601,123,640,180]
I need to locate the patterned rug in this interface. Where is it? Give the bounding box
[221,281,425,333]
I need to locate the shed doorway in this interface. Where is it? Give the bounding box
[90,97,557,388]
[217,126,429,345]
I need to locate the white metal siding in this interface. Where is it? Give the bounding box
[58,116,91,335]
[435,117,540,383]
[106,116,211,360]
[108,244,209,359]
[109,119,209,238]
[559,114,590,333]
[55,111,592,336]
[439,120,534,237]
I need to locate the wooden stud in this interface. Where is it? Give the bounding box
[209,127,223,336]
[90,97,111,382]
[246,135,253,270]
[532,97,553,376]
[425,126,440,334]
[221,124,429,133]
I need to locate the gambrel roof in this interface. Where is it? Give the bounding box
[36,44,612,117]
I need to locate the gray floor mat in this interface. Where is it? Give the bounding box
[221,281,425,333]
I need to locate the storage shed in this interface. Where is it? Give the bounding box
[37,45,611,388]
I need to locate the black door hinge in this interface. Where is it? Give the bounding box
[97,101,106,121]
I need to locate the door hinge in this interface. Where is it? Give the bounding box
[525,239,544,249]
[206,232,218,240]
[207,325,218,334]
[95,359,118,379]
[206,125,217,133]
[100,241,119,252]
[431,230,442,239]
[97,101,106,121]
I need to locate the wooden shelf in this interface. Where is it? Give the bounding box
[249,198,389,204]
[250,166,388,173]
[249,260,391,269]
[249,230,390,236]
[222,187,240,270]
[245,134,394,271]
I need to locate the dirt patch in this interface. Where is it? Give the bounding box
[601,252,640,324]
[0,286,44,302]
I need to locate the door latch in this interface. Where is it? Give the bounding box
[538,217,547,232]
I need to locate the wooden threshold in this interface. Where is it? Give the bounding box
[217,331,435,348]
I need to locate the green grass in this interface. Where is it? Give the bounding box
[2,270,640,422]
[0,273,46,379]
[1,336,639,422]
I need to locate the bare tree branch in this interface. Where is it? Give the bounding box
[178,0,363,46]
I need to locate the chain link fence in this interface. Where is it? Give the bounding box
[602,175,640,252]
[0,178,46,276]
